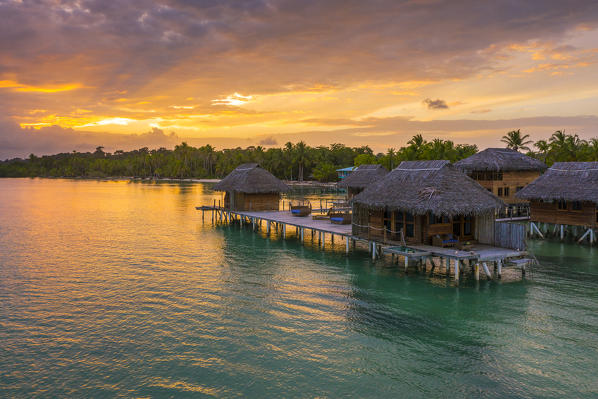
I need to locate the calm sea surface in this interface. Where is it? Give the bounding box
[1,178,597,398]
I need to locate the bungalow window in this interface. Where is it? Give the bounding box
[471,171,502,181]
[571,201,582,211]
[504,187,510,197]
[395,211,415,238]
[497,187,503,197]
[558,200,567,210]
[428,213,449,224]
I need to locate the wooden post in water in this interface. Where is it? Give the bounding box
[497,260,502,279]
[267,221,271,234]
[372,242,376,260]
[474,263,480,281]
[454,260,460,282]
[404,255,408,272]
[321,232,325,249]
[283,224,286,239]
[560,225,564,241]
[345,236,349,254]
[445,258,450,275]
[300,228,304,242]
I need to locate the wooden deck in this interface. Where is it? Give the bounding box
[409,244,526,261]
[197,206,532,282]
[236,210,353,236]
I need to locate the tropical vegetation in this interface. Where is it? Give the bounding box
[1,131,597,181]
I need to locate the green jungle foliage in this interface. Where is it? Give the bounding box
[1,131,596,181]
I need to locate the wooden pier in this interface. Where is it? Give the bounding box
[196,206,531,282]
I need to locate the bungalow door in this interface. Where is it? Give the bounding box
[452,215,474,240]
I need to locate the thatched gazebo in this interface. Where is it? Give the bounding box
[337,164,388,199]
[454,148,546,207]
[352,160,504,245]
[516,162,598,228]
[213,163,289,211]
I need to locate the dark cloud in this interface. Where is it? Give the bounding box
[258,137,277,146]
[423,98,449,110]
[1,0,598,99]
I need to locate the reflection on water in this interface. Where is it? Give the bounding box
[1,178,598,398]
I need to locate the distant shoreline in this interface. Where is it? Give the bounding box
[0,176,343,188]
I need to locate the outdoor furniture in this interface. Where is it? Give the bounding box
[433,234,459,248]
[290,200,312,217]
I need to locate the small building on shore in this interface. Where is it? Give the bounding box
[454,148,546,213]
[336,166,356,180]
[516,162,598,230]
[337,164,388,199]
[213,163,289,211]
[351,160,504,245]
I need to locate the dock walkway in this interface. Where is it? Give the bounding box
[196,206,529,282]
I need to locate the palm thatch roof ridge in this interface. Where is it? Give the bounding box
[454,148,547,172]
[353,160,504,216]
[337,164,388,189]
[516,162,598,202]
[213,163,289,193]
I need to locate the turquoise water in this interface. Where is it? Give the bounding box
[1,178,597,398]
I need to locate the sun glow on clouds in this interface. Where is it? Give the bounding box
[77,118,136,127]
[212,93,253,107]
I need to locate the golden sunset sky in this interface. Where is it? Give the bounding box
[2,0,598,158]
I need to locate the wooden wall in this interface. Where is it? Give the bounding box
[474,214,495,245]
[494,222,527,250]
[229,192,280,211]
[474,170,540,205]
[530,200,597,227]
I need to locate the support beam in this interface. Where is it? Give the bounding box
[345,236,349,254]
[497,260,502,279]
[482,262,492,279]
[372,242,376,260]
[404,255,408,272]
[474,263,480,281]
[321,232,325,249]
[560,224,564,241]
[578,228,591,243]
[454,260,460,282]
[530,222,544,239]
[283,224,286,239]
[445,257,450,275]
[300,228,304,242]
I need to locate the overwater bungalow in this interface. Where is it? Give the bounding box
[454,148,547,214]
[213,163,289,211]
[516,162,598,242]
[337,164,388,199]
[351,160,504,245]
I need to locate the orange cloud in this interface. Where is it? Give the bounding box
[0,79,86,93]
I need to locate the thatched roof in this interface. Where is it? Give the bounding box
[353,160,504,216]
[516,162,598,202]
[213,163,289,193]
[337,164,388,189]
[454,148,547,173]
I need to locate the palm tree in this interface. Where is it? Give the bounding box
[386,147,396,170]
[501,129,532,152]
[295,141,308,181]
[589,138,598,161]
[534,139,550,163]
